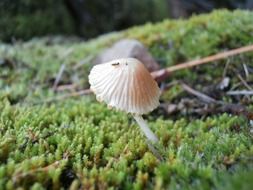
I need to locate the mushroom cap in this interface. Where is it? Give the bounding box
[88,58,160,115]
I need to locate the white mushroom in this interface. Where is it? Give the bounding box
[88,58,160,143]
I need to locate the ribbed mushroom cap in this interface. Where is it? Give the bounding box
[88,58,160,115]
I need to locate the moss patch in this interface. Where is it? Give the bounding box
[0,10,253,189]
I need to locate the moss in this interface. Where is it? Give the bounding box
[0,10,253,189]
[0,99,252,189]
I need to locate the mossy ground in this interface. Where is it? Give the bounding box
[0,10,253,190]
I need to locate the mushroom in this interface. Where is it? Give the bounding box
[88,58,160,143]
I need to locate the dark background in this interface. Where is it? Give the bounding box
[0,0,252,42]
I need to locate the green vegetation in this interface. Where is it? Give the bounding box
[0,0,75,42]
[0,10,253,189]
[0,0,168,42]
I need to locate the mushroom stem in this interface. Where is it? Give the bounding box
[133,115,159,143]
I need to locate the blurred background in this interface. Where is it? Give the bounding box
[0,0,253,42]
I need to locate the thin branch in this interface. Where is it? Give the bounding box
[56,84,78,91]
[243,64,249,79]
[180,83,218,104]
[227,90,253,96]
[222,59,230,78]
[53,64,65,90]
[33,89,92,105]
[236,74,253,91]
[12,160,63,183]
[151,44,253,81]
[73,55,94,70]
[176,83,253,119]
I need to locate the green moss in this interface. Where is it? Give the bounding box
[0,99,252,189]
[0,10,253,189]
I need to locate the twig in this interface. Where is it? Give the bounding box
[73,55,94,70]
[151,44,253,81]
[236,74,253,91]
[196,103,253,119]
[12,160,63,183]
[217,104,253,118]
[171,83,253,119]
[243,64,249,79]
[222,59,230,78]
[151,68,169,82]
[227,90,253,96]
[56,84,78,91]
[180,83,218,103]
[34,89,92,105]
[53,64,65,90]
[160,81,179,92]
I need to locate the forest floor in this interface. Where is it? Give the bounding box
[0,10,253,190]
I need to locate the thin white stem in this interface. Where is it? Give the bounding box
[133,115,159,143]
